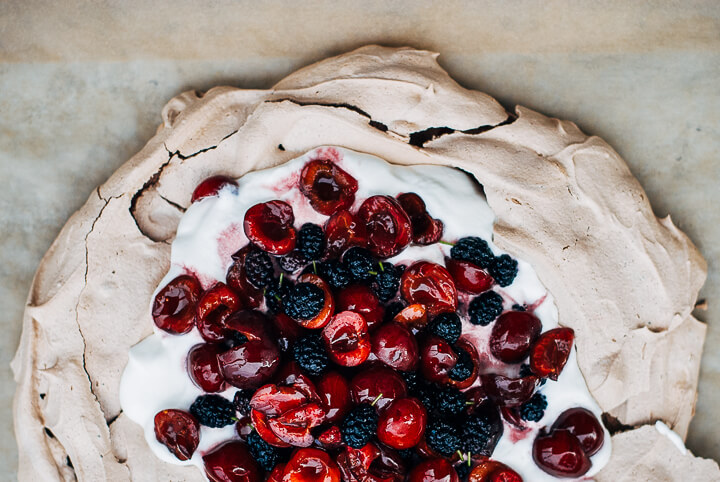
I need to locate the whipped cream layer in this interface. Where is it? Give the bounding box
[120,146,611,480]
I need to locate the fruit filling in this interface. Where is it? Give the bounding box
[123,147,611,481]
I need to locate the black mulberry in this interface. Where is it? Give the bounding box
[425,418,461,456]
[343,247,375,282]
[244,249,274,288]
[427,312,462,344]
[489,254,518,287]
[283,282,324,320]
[297,223,325,261]
[340,403,378,448]
[450,237,494,268]
[468,291,504,326]
[519,393,547,422]
[189,395,236,428]
[373,262,403,302]
[292,334,329,376]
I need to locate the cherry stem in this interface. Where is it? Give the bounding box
[279,273,284,286]
[467,452,472,466]
[456,450,465,461]
[312,261,317,274]
[378,262,385,272]
[370,393,383,407]
[438,240,454,246]
[368,270,378,276]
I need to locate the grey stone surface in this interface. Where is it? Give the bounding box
[0,1,718,479]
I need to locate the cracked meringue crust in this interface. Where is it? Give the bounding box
[11,45,719,481]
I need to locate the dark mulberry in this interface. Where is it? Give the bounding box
[343,247,375,282]
[233,389,253,417]
[425,418,461,456]
[297,223,325,261]
[449,346,474,382]
[264,277,293,314]
[372,262,403,302]
[519,393,547,422]
[427,312,462,344]
[247,431,288,471]
[340,403,378,448]
[489,254,518,287]
[292,334,329,376]
[315,260,351,289]
[434,386,466,417]
[277,251,307,273]
[450,237,494,268]
[460,403,503,456]
[189,395,236,428]
[468,291,504,326]
[283,282,324,320]
[244,249,274,288]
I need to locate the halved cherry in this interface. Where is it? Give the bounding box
[448,339,480,390]
[420,336,457,383]
[489,311,542,364]
[244,200,297,255]
[187,343,226,392]
[152,274,201,334]
[336,284,385,330]
[226,246,264,308]
[318,425,343,447]
[358,195,412,258]
[250,384,307,417]
[465,385,490,412]
[552,408,605,456]
[371,322,419,372]
[377,397,427,449]
[191,175,238,203]
[269,403,325,447]
[225,309,272,342]
[273,362,321,402]
[337,443,380,481]
[393,304,428,329]
[480,374,538,407]
[218,338,281,389]
[445,258,494,294]
[400,262,457,316]
[296,273,335,329]
[322,311,370,367]
[236,416,254,441]
[251,409,291,448]
[350,365,408,412]
[408,458,459,482]
[530,328,574,381]
[282,447,342,482]
[300,159,358,216]
[324,210,368,257]
[370,444,407,481]
[532,429,591,478]
[396,193,443,245]
[203,440,262,482]
[196,282,241,342]
[468,460,523,482]
[153,409,200,461]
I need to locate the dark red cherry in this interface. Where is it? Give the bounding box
[300,159,358,216]
[203,440,262,482]
[336,284,385,330]
[350,365,408,412]
[316,371,352,423]
[196,282,241,342]
[191,175,238,203]
[530,328,574,381]
[420,336,457,383]
[236,416,254,441]
[152,274,201,334]
[480,374,538,407]
[358,195,412,258]
[533,429,591,478]
[322,311,370,367]
[153,409,200,461]
[250,384,308,417]
[269,464,286,482]
[282,447,342,482]
[396,193,443,245]
[296,274,335,329]
[445,258,494,294]
[400,262,457,316]
[371,322,419,372]
[226,246,264,308]
[218,339,281,389]
[187,343,226,392]
[318,425,343,447]
[377,397,427,449]
[324,210,368,256]
[489,311,542,364]
[468,460,523,482]
[243,200,297,255]
[336,443,380,482]
[408,458,459,482]
[552,408,605,456]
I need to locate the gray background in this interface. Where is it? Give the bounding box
[1,0,718,478]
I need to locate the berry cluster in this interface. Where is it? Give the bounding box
[149,158,603,481]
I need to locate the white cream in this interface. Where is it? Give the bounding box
[655,421,688,455]
[120,146,611,480]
